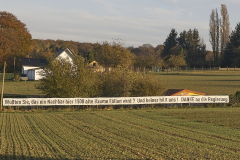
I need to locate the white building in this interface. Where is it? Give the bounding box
[22,48,75,80]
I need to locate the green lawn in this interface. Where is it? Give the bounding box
[156,71,240,95]
[2,81,42,97]
[0,108,239,159]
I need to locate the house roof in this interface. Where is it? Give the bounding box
[165,89,184,96]
[164,89,206,96]
[22,58,47,67]
[52,48,75,59]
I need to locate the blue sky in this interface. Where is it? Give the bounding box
[1,0,240,50]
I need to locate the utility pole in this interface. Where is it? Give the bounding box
[1,62,6,112]
[14,57,15,74]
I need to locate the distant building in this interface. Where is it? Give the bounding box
[88,60,105,72]
[164,89,206,96]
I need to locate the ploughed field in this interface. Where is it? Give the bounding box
[0,108,240,159]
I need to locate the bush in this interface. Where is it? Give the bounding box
[14,74,21,82]
[131,74,163,96]
[99,68,134,97]
[0,73,14,80]
[38,57,100,98]
[99,68,164,97]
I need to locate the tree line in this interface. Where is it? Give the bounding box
[1,4,240,73]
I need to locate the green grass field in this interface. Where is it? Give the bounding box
[2,81,42,97]
[156,71,240,95]
[0,108,239,159]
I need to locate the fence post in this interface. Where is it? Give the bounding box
[1,62,6,112]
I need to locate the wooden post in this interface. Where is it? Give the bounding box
[1,62,6,112]
[14,57,16,74]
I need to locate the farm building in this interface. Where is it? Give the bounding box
[22,58,47,80]
[22,48,75,80]
[164,89,206,96]
[88,60,105,72]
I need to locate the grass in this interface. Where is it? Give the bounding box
[0,108,239,159]
[0,70,240,97]
[155,70,240,95]
[1,80,42,97]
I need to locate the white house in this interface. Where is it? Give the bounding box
[52,48,74,64]
[22,48,75,80]
[22,58,47,80]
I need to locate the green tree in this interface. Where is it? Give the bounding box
[0,11,32,72]
[222,23,240,67]
[162,29,178,58]
[178,29,207,67]
[86,50,95,63]
[38,56,100,98]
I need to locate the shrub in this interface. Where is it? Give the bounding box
[131,74,163,96]
[14,74,21,82]
[99,68,164,97]
[38,57,100,98]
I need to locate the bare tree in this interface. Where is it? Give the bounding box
[209,9,216,66]
[209,9,221,66]
[220,4,230,62]
[215,9,220,66]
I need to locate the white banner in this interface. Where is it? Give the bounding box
[3,96,229,106]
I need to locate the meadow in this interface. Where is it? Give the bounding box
[0,108,239,159]
[156,70,240,95]
[1,70,240,97]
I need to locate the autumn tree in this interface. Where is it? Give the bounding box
[167,46,186,69]
[95,40,135,72]
[0,11,32,72]
[134,44,163,70]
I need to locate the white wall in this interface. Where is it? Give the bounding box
[26,69,44,80]
[22,66,40,74]
[27,70,35,80]
[35,69,44,80]
[57,51,73,64]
